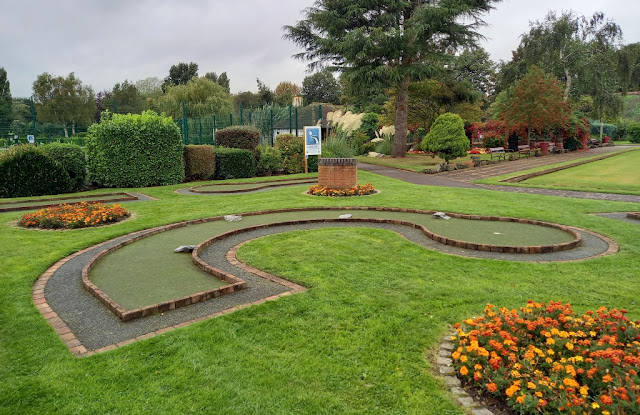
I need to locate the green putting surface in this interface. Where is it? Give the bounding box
[0,193,134,210]
[88,210,575,310]
[192,178,315,192]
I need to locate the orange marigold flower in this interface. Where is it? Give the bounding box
[516,395,525,404]
[600,395,613,405]
[459,366,469,376]
[487,383,498,393]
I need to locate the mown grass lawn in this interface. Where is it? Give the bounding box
[2,171,640,414]
[357,153,494,172]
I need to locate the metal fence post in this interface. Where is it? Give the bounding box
[295,107,298,137]
[113,99,117,114]
[30,97,37,141]
[213,115,217,145]
[289,105,292,134]
[230,113,233,126]
[199,117,202,145]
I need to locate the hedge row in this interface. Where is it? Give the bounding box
[215,126,260,152]
[214,147,256,180]
[184,145,216,181]
[275,134,318,174]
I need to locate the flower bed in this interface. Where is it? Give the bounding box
[308,183,376,197]
[451,301,640,414]
[19,202,129,229]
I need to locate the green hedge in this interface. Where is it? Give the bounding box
[590,121,617,138]
[275,134,318,173]
[215,126,260,151]
[255,145,282,176]
[184,145,216,181]
[87,111,184,188]
[627,122,640,143]
[214,147,256,180]
[42,143,87,191]
[0,145,72,197]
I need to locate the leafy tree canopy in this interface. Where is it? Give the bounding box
[163,62,198,90]
[450,47,497,96]
[158,77,233,119]
[285,0,500,157]
[256,79,274,106]
[103,80,143,115]
[274,81,301,106]
[301,70,341,105]
[204,72,230,92]
[0,67,12,137]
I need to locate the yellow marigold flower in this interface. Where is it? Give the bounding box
[546,349,554,355]
[546,337,555,345]
[452,351,461,360]
[565,342,574,350]
[527,382,536,389]
[591,402,600,409]
[460,366,469,376]
[580,386,589,397]
[460,355,468,363]
[516,395,525,404]
[545,357,553,364]
[535,391,543,398]
[505,385,520,397]
[474,364,483,370]
[602,411,610,415]
[562,378,579,388]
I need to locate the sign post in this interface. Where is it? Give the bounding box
[304,126,322,173]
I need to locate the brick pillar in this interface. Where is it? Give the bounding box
[317,158,357,190]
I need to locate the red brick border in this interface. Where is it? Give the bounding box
[0,192,140,213]
[34,206,612,356]
[186,177,317,194]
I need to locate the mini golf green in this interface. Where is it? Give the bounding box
[87,209,577,314]
[190,177,317,193]
[0,192,137,212]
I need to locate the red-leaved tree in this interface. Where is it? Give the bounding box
[497,66,570,146]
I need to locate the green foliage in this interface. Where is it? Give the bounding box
[255,145,283,176]
[32,72,94,138]
[451,47,497,96]
[158,77,233,119]
[41,143,87,191]
[204,72,230,92]
[589,122,617,138]
[358,113,380,139]
[482,136,503,149]
[350,130,372,155]
[627,122,640,143]
[213,147,256,179]
[103,80,144,115]
[0,145,72,197]
[301,70,341,105]
[183,145,216,181]
[375,135,394,156]
[274,81,301,107]
[0,67,12,138]
[215,126,260,151]
[323,130,356,158]
[421,113,469,163]
[274,134,318,173]
[87,111,184,187]
[164,62,198,89]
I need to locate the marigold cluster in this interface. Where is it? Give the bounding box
[451,301,640,414]
[19,202,129,229]
[308,183,376,197]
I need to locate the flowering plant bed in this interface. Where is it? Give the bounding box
[451,301,640,414]
[19,202,129,229]
[308,183,376,197]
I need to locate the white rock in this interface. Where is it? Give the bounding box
[224,215,242,222]
[339,214,352,219]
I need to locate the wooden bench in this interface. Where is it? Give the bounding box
[517,145,531,158]
[489,147,513,160]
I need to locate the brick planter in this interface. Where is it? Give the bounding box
[318,158,357,190]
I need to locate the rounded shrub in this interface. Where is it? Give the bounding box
[0,145,72,197]
[627,122,640,143]
[215,126,260,151]
[184,145,216,181]
[87,111,184,188]
[42,143,87,191]
[214,147,256,180]
[274,134,318,173]
[255,145,282,176]
[421,113,470,163]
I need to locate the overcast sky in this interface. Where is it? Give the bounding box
[1,0,639,98]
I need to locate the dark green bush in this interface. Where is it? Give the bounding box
[214,147,256,179]
[0,145,72,197]
[215,126,260,151]
[274,134,318,173]
[87,111,184,187]
[255,145,282,176]
[358,112,380,138]
[564,136,582,151]
[42,143,87,191]
[184,145,216,181]
[349,130,371,155]
[421,113,469,163]
[627,122,640,143]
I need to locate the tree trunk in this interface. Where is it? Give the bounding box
[72,123,76,136]
[564,66,572,101]
[600,121,604,140]
[64,125,69,138]
[392,76,411,158]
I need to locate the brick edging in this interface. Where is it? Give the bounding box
[186,178,317,194]
[501,149,638,183]
[436,332,495,415]
[0,192,139,213]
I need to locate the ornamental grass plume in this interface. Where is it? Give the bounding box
[451,301,640,414]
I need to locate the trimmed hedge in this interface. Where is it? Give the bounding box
[627,122,640,143]
[184,145,216,181]
[214,147,256,180]
[87,111,184,188]
[275,134,318,173]
[255,145,282,176]
[0,145,73,197]
[42,143,87,191]
[215,126,260,151]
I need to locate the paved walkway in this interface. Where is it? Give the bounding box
[359,146,640,203]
